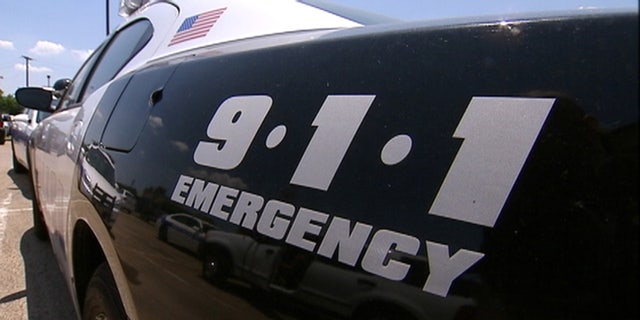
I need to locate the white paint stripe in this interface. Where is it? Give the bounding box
[0,193,14,253]
[4,208,33,213]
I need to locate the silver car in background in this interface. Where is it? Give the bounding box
[10,108,51,173]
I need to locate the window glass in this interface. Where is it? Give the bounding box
[174,215,194,226]
[101,64,177,152]
[83,19,153,98]
[57,45,103,110]
[36,110,52,122]
[57,19,153,110]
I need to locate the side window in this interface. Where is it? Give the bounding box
[58,19,154,110]
[83,20,153,97]
[174,215,196,228]
[58,44,104,110]
[36,110,52,122]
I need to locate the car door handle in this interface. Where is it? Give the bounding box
[149,88,164,106]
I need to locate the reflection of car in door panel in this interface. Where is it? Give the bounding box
[119,188,137,213]
[79,145,121,228]
[156,213,216,256]
[13,0,638,319]
[202,229,476,319]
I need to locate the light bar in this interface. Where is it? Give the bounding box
[119,0,150,17]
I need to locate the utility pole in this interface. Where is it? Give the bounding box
[106,0,110,36]
[21,55,33,86]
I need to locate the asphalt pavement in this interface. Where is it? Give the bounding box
[0,138,77,320]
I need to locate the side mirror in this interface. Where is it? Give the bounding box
[15,87,55,112]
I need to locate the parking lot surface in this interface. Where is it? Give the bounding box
[0,141,77,320]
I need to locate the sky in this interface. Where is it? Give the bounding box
[1,0,637,96]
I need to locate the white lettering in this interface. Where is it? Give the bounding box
[256,200,294,240]
[429,97,554,227]
[423,241,484,297]
[229,191,264,229]
[170,175,194,204]
[290,95,375,191]
[317,217,372,266]
[171,171,494,298]
[185,179,219,213]
[361,229,420,281]
[285,208,329,252]
[194,95,272,170]
[209,186,238,220]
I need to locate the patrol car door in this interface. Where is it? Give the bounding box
[30,19,156,271]
[29,43,104,273]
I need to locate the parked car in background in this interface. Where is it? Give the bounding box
[202,227,475,320]
[10,109,52,173]
[118,188,137,214]
[13,1,638,319]
[78,144,123,229]
[156,213,217,256]
[2,113,12,139]
[0,115,6,144]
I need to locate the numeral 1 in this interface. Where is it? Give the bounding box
[290,95,375,191]
[429,97,554,227]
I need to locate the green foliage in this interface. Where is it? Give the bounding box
[0,93,24,115]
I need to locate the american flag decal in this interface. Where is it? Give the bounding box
[169,8,227,46]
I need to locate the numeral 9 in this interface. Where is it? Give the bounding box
[194,96,272,170]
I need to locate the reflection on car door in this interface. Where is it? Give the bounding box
[167,215,202,253]
[30,19,157,278]
[242,237,282,289]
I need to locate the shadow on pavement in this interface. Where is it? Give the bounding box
[20,228,77,319]
[6,168,33,200]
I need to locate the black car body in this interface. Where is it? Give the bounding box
[15,1,638,319]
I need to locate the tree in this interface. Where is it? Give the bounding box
[0,93,24,115]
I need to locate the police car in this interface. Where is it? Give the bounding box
[15,0,638,319]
